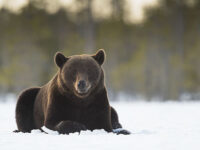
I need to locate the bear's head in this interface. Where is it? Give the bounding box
[55,49,105,98]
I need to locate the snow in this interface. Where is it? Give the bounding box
[113,128,126,132]
[0,101,200,150]
[41,126,59,135]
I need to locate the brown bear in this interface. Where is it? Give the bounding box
[15,50,130,135]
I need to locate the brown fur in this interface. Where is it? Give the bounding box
[15,50,130,135]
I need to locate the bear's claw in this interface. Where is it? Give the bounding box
[113,128,131,135]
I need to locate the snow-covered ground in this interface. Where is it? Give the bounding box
[0,101,200,150]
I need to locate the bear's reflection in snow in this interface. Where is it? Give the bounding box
[15,49,130,135]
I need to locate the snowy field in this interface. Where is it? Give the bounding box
[0,100,200,150]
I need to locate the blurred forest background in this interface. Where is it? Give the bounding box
[0,0,200,101]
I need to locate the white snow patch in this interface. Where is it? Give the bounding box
[41,126,59,135]
[113,128,123,132]
[80,129,107,135]
[0,101,200,150]
[31,129,42,134]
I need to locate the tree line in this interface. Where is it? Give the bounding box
[0,0,199,101]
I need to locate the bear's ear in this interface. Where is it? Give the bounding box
[92,49,105,65]
[54,52,69,68]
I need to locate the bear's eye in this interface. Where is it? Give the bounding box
[88,69,99,81]
[67,68,76,81]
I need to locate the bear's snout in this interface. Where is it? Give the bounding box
[74,78,91,97]
[78,80,86,91]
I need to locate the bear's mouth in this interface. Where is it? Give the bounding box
[78,92,88,96]
[74,90,91,98]
[74,81,91,98]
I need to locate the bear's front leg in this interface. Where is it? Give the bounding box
[45,121,87,134]
[111,107,131,135]
[55,121,87,134]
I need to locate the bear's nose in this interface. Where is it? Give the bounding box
[78,80,86,90]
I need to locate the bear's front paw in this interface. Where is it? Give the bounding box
[113,128,131,135]
[56,121,86,134]
[72,121,87,131]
